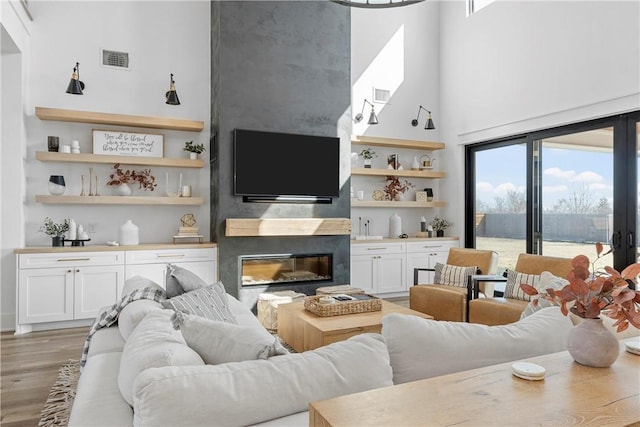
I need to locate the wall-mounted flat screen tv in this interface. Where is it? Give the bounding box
[233,129,340,202]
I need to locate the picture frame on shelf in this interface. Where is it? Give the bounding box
[425,188,434,201]
[92,129,164,157]
[416,191,428,202]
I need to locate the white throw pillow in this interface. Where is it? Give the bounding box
[118,310,204,406]
[133,334,393,426]
[122,275,165,297]
[382,306,573,384]
[433,263,477,288]
[520,271,569,319]
[118,300,163,340]
[171,310,288,364]
[504,269,541,301]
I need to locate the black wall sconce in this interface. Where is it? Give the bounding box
[354,99,378,125]
[411,105,435,130]
[65,62,85,95]
[165,73,180,105]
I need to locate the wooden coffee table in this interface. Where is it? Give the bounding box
[309,340,640,426]
[277,300,433,352]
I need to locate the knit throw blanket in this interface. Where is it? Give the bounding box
[80,287,165,370]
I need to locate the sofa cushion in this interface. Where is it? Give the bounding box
[434,263,477,288]
[382,306,573,384]
[87,326,125,358]
[133,333,393,426]
[118,299,163,340]
[504,269,541,301]
[69,352,133,427]
[165,263,208,298]
[118,309,204,406]
[122,275,165,297]
[161,283,237,323]
[171,310,288,364]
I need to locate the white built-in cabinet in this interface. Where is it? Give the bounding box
[15,244,216,334]
[351,238,458,297]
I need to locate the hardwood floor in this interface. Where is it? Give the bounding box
[1,327,89,426]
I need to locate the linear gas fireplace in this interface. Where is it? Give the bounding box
[240,253,332,287]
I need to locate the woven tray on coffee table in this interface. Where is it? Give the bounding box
[304,294,382,317]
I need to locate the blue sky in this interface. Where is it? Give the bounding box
[475,144,615,211]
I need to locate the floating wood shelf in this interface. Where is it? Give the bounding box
[351,200,446,208]
[35,151,204,168]
[351,135,445,150]
[35,107,205,132]
[351,168,445,179]
[36,195,203,205]
[225,218,351,237]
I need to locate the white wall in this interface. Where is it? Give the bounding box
[351,1,444,238]
[438,0,640,242]
[1,1,210,331]
[1,0,32,330]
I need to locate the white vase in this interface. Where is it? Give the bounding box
[117,183,132,196]
[389,212,402,238]
[119,220,139,245]
[189,152,198,160]
[567,317,620,367]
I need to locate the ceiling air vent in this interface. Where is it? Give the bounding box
[101,49,129,69]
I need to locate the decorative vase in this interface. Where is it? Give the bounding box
[48,175,66,195]
[119,220,139,245]
[189,152,198,160]
[364,158,372,168]
[394,193,403,201]
[567,318,620,367]
[436,230,444,237]
[117,183,132,196]
[389,212,402,238]
[51,236,64,247]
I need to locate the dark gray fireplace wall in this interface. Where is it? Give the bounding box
[211,1,351,306]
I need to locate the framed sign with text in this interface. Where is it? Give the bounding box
[92,129,164,157]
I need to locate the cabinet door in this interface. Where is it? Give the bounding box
[74,265,125,319]
[351,255,375,294]
[376,254,406,294]
[18,268,74,324]
[407,252,434,285]
[125,261,216,294]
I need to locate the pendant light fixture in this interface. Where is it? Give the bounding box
[330,0,424,8]
[165,73,181,105]
[65,62,85,95]
[411,105,435,130]
[354,99,379,125]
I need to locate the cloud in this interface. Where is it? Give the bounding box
[476,182,493,192]
[545,167,575,180]
[574,171,603,184]
[494,182,524,195]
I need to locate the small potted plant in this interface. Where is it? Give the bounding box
[106,163,157,196]
[40,217,69,247]
[184,141,206,159]
[430,217,452,237]
[359,148,377,168]
[383,176,414,201]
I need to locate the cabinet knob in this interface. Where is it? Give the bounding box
[67,269,72,273]
[76,269,80,273]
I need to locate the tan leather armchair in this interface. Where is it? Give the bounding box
[468,253,573,326]
[409,248,498,322]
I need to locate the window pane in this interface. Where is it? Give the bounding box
[539,128,614,266]
[475,144,526,275]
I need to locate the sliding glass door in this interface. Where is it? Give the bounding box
[466,111,639,276]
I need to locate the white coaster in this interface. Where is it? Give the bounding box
[625,340,640,355]
[512,362,546,381]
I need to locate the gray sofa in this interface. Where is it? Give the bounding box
[70,275,633,426]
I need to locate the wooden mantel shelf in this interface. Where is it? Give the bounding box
[351,135,445,150]
[35,106,204,132]
[225,218,351,237]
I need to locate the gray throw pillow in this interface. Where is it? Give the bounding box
[171,310,288,364]
[165,263,208,298]
[161,282,237,324]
